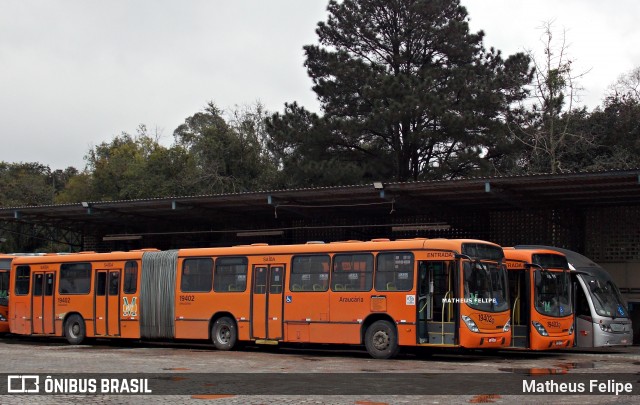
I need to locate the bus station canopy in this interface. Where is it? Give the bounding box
[0,169,639,250]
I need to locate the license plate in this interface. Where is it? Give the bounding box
[555,340,564,346]
[621,339,628,344]
[488,338,497,343]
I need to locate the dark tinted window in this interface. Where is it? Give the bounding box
[15,266,30,295]
[60,263,91,294]
[109,272,120,296]
[33,273,43,297]
[462,243,504,261]
[181,258,213,292]
[532,254,569,269]
[123,261,138,294]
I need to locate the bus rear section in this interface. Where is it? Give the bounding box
[8,252,146,343]
[504,248,574,350]
[0,255,12,333]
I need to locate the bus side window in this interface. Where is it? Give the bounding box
[181,258,213,293]
[375,252,414,292]
[15,266,31,295]
[214,257,248,293]
[124,261,138,294]
[290,255,330,292]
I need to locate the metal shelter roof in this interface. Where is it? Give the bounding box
[1,169,639,248]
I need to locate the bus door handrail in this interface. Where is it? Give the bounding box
[441,290,451,341]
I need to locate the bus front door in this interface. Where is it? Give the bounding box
[94,270,121,336]
[251,264,285,341]
[574,277,594,347]
[31,272,55,334]
[417,261,455,345]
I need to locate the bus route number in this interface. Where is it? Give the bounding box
[478,314,494,324]
[57,298,71,305]
[180,295,195,302]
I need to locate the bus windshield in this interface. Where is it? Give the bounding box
[583,274,628,319]
[463,261,509,313]
[534,269,572,317]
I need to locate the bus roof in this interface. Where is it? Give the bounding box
[504,247,566,262]
[514,245,611,279]
[10,238,502,265]
[180,238,500,257]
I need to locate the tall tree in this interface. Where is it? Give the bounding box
[0,162,55,206]
[268,0,532,183]
[584,93,640,170]
[507,21,591,174]
[174,102,277,193]
[608,66,640,101]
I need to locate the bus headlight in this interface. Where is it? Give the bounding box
[0,313,5,322]
[503,318,511,332]
[599,324,613,333]
[532,321,549,336]
[462,315,480,333]
[569,324,574,335]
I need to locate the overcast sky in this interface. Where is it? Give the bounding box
[1,0,639,170]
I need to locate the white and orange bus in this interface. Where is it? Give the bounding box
[503,248,574,350]
[9,239,511,358]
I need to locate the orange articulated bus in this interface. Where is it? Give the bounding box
[503,248,574,350]
[9,239,511,358]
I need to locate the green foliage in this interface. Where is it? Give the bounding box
[78,125,201,201]
[267,0,532,183]
[583,94,640,170]
[174,102,278,193]
[0,162,56,206]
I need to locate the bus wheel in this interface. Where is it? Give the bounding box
[65,314,86,345]
[211,317,237,350]
[365,320,399,359]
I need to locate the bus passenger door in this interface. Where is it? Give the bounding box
[95,270,121,336]
[251,264,285,340]
[31,273,44,334]
[574,276,594,347]
[43,273,55,334]
[417,261,455,345]
[31,272,55,334]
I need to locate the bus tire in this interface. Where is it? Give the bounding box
[64,314,86,345]
[211,317,237,351]
[365,320,399,359]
